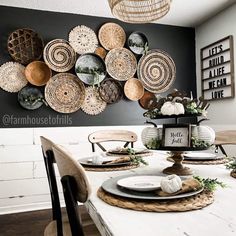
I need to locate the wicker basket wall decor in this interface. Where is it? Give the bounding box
[105,48,137,81]
[124,78,144,101]
[69,25,98,54]
[43,39,76,72]
[81,87,107,115]
[137,49,176,93]
[45,73,85,114]
[98,23,126,50]
[99,78,123,103]
[95,47,107,59]
[0,62,28,93]
[7,28,44,65]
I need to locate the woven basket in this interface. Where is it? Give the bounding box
[124,78,144,101]
[231,171,236,179]
[7,28,44,65]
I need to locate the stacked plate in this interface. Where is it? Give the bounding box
[183,152,225,161]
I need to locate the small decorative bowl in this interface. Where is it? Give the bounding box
[124,78,144,101]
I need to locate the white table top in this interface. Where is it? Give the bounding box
[82,151,236,236]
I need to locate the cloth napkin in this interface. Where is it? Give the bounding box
[104,156,131,164]
[156,178,202,197]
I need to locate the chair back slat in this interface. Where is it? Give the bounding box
[88,130,137,152]
[52,145,91,203]
[215,130,236,145]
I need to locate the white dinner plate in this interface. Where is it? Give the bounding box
[117,175,162,192]
[183,152,217,160]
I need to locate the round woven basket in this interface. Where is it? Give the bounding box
[105,48,137,81]
[139,91,157,110]
[0,62,28,93]
[84,163,139,172]
[98,22,126,50]
[137,49,176,93]
[95,47,107,59]
[124,78,144,101]
[98,78,123,104]
[69,25,98,54]
[43,39,76,72]
[25,61,52,86]
[45,73,85,113]
[81,87,107,115]
[7,28,44,65]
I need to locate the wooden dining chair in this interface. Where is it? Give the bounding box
[88,130,138,152]
[40,136,64,236]
[52,144,100,236]
[214,130,236,156]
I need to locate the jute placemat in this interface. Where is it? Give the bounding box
[84,163,139,172]
[106,152,153,158]
[97,188,214,212]
[167,157,228,165]
[230,171,236,179]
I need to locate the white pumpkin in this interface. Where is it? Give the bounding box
[191,125,215,145]
[160,101,185,116]
[141,122,163,145]
[160,174,182,193]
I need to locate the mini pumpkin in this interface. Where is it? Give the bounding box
[160,174,182,193]
[191,125,215,145]
[160,101,185,116]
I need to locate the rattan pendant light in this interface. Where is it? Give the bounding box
[108,0,171,23]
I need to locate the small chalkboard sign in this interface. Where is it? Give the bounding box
[162,124,191,148]
[201,35,234,101]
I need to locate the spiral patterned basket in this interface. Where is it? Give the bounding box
[69,25,98,54]
[137,49,176,93]
[45,73,85,113]
[105,48,137,81]
[43,39,76,72]
[98,22,126,50]
[7,28,44,65]
[0,62,28,93]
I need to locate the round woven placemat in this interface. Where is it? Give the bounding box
[98,22,126,50]
[69,25,98,54]
[43,39,76,72]
[230,171,236,179]
[97,188,214,212]
[106,152,153,158]
[0,62,28,93]
[167,157,228,165]
[8,28,44,65]
[81,87,107,115]
[45,73,85,113]
[105,48,137,81]
[84,163,139,172]
[137,49,176,93]
[99,78,123,103]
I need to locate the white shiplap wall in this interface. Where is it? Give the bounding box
[0,125,145,215]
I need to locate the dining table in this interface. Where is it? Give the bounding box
[80,150,236,236]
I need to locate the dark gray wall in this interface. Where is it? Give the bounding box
[0,6,196,128]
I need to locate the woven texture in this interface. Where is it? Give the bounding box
[106,151,153,158]
[99,78,123,103]
[84,163,139,172]
[105,48,137,81]
[167,157,228,165]
[81,87,107,115]
[124,78,144,101]
[231,171,236,179]
[98,23,126,50]
[69,25,98,54]
[0,62,28,93]
[95,47,107,59]
[45,73,85,113]
[98,188,214,212]
[137,49,176,93]
[7,28,44,65]
[108,0,171,24]
[43,39,76,72]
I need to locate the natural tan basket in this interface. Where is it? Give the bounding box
[7,28,44,65]
[167,157,228,165]
[84,163,139,172]
[231,171,236,179]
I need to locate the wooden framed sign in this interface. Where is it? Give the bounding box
[162,124,191,148]
[201,35,234,101]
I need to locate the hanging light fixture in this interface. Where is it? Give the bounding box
[108,0,171,24]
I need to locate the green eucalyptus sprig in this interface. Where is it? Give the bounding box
[191,137,210,148]
[193,176,226,192]
[145,138,162,150]
[127,148,148,166]
[225,157,236,170]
